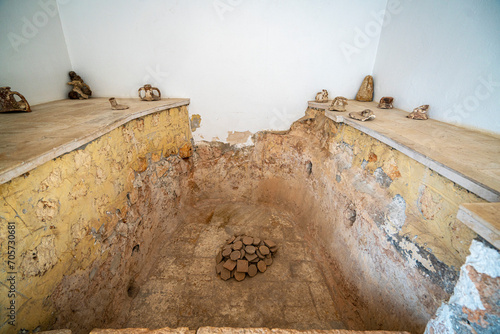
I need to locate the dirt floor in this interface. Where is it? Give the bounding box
[124,201,346,330]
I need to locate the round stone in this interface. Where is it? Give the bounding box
[245,245,256,254]
[221,268,231,280]
[264,257,273,266]
[259,245,270,256]
[253,237,261,246]
[256,250,265,259]
[230,250,241,261]
[257,260,267,273]
[248,264,258,277]
[242,236,253,245]
[222,248,232,257]
[232,241,243,250]
[234,271,246,281]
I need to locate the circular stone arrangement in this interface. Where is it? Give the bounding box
[215,235,278,281]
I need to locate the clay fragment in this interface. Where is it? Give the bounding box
[245,245,256,254]
[349,109,376,122]
[232,241,243,250]
[257,260,267,273]
[216,252,223,264]
[256,249,265,259]
[221,268,231,280]
[222,248,232,257]
[234,271,246,281]
[240,248,246,258]
[223,259,237,271]
[248,264,258,277]
[242,236,253,245]
[378,97,393,109]
[138,84,161,101]
[259,245,270,255]
[329,96,348,112]
[245,253,258,262]
[253,238,261,246]
[227,236,236,244]
[270,246,278,253]
[315,89,329,103]
[216,262,224,274]
[264,240,276,248]
[407,105,429,120]
[264,257,273,266]
[237,260,249,273]
[0,87,31,112]
[230,251,241,261]
[109,97,129,110]
[67,71,92,99]
[355,75,374,102]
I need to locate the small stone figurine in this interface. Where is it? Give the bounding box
[0,86,31,112]
[355,75,374,102]
[109,97,129,110]
[378,97,394,109]
[349,109,375,122]
[138,84,161,101]
[315,89,329,103]
[67,71,92,99]
[407,105,429,120]
[329,96,348,112]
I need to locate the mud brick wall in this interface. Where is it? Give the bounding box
[0,106,192,333]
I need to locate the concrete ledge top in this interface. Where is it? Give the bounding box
[308,100,500,202]
[0,97,190,185]
[457,202,500,249]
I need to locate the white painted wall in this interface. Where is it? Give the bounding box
[56,0,387,141]
[373,0,500,134]
[0,0,72,105]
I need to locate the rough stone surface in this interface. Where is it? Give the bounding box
[355,75,374,102]
[425,240,500,334]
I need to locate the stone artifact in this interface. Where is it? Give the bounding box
[355,75,374,102]
[138,84,161,101]
[378,97,393,109]
[329,96,348,112]
[315,89,329,103]
[349,109,376,122]
[216,234,278,281]
[407,105,429,120]
[0,86,31,112]
[109,97,129,110]
[67,71,92,99]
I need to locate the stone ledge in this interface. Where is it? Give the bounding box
[308,100,500,202]
[457,202,500,249]
[88,327,410,334]
[0,97,190,185]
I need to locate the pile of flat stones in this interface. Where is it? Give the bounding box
[215,235,278,281]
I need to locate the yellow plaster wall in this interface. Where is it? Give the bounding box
[335,123,481,271]
[0,106,192,333]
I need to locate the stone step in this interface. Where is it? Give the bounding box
[43,326,410,334]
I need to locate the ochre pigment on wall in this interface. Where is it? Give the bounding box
[0,106,192,333]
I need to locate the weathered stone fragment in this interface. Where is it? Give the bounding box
[355,75,374,102]
[236,260,249,273]
[223,259,236,271]
[257,260,267,273]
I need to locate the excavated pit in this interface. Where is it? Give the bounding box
[49,114,450,334]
